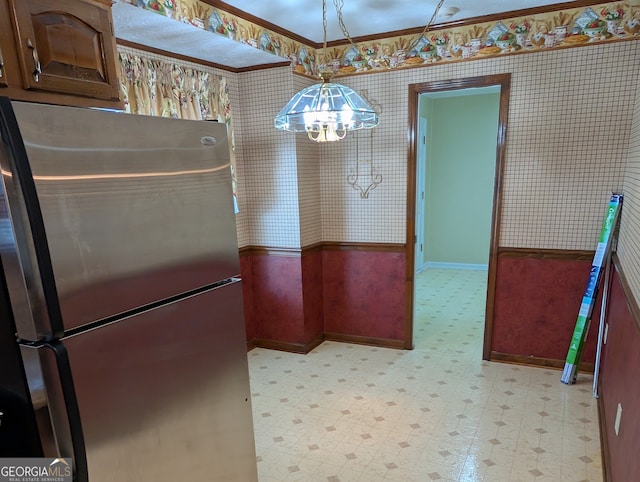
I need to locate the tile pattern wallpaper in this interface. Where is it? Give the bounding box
[236,68,302,248]
[316,41,639,247]
[294,76,323,248]
[250,269,602,481]
[119,42,640,304]
[617,73,640,302]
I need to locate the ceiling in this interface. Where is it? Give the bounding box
[113,0,582,69]
[220,0,581,43]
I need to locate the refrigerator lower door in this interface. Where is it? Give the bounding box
[0,280,42,456]
[62,281,257,482]
[20,341,88,481]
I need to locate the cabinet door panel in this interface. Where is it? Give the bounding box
[8,0,119,101]
[32,13,107,83]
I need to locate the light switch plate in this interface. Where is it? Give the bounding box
[614,403,622,436]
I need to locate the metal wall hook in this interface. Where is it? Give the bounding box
[346,92,382,198]
[347,128,382,199]
[347,157,382,199]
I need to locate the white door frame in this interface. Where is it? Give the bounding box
[415,115,427,274]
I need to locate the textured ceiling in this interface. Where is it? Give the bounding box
[112,2,288,68]
[220,0,582,43]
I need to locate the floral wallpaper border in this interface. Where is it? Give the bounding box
[121,0,639,77]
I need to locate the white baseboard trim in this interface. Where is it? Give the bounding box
[424,262,488,271]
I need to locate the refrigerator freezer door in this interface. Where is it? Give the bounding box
[62,280,257,482]
[8,100,241,335]
[0,98,65,341]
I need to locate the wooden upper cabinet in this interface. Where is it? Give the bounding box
[7,0,120,102]
[0,0,13,88]
[0,49,7,87]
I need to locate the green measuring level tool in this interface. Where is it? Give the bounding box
[561,193,623,385]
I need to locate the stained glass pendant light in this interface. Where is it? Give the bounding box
[274,0,379,142]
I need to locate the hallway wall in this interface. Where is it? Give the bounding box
[235,40,640,348]
[424,93,499,266]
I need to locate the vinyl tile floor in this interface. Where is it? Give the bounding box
[248,268,603,482]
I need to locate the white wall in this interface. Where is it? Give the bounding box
[424,92,499,265]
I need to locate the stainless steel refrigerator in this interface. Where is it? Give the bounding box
[0,98,258,481]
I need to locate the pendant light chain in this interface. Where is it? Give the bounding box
[319,0,334,81]
[407,0,446,52]
[322,0,328,66]
[332,0,350,45]
[331,0,446,63]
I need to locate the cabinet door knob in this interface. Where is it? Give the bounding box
[26,39,41,82]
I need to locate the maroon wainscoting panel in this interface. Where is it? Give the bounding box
[599,265,640,482]
[302,250,324,342]
[492,256,599,362]
[239,255,255,341]
[246,255,305,344]
[322,250,406,341]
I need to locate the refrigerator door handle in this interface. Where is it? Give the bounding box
[28,341,88,482]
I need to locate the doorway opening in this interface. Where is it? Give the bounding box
[405,74,511,358]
